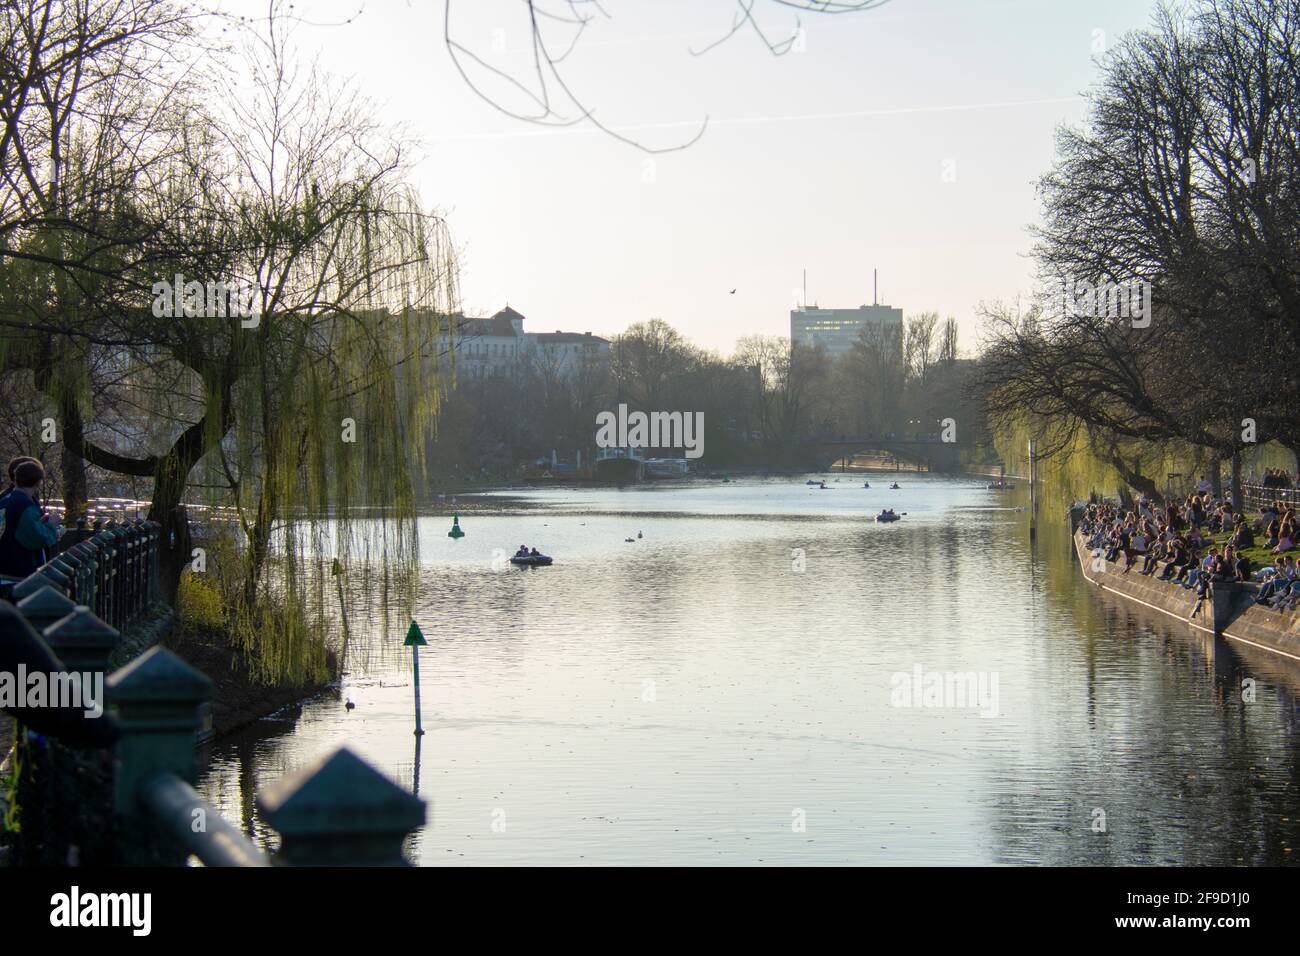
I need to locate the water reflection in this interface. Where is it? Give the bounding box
[196,476,1300,864]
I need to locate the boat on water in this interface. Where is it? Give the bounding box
[987,481,1015,490]
[875,511,901,523]
[510,553,553,566]
[644,458,690,480]
[889,483,901,490]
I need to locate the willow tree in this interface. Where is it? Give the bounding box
[190,10,458,684]
[0,0,200,522]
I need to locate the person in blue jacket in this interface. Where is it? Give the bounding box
[0,458,62,578]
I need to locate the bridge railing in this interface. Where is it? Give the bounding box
[3,525,424,867]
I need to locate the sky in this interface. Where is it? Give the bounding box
[217,0,1160,356]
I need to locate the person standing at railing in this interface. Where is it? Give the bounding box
[0,460,62,578]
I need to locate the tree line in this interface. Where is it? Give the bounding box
[426,312,987,479]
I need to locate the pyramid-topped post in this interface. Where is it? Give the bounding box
[13,569,67,600]
[257,747,426,866]
[44,607,121,675]
[15,585,77,635]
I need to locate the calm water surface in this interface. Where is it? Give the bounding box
[197,476,1300,865]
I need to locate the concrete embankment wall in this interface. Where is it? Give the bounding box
[1074,529,1300,662]
[1073,530,1230,636]
[1221,601,1300,664]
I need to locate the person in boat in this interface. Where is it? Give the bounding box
[863,481,870,488]
[529,547,540,557]
[515,545,529,557]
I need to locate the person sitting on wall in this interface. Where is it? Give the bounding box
[1255,559,1290,605]
[1159,538,1189,579]
[0,459,62,579]
[1269,572,1300,611]
[1233,548,1252,582]
[1231,515,1254,550]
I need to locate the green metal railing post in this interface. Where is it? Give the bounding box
[15,585,77,635]
[107,647,213,865]
[45,607,122,676]
[257,747,426,866]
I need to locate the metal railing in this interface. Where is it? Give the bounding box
[3,523,425,867]
[1241,482,1300,513]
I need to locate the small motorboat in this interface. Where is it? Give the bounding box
[862,482,870,489]
[987,481,1015,490]
[875,511,901,523]
[805,479,820,486]
[510,553,553,566]
[889,483,901,490]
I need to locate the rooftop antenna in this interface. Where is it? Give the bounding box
[874,269,878,307]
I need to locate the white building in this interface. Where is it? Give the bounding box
[790,303,903,358]
[441,306,610,378]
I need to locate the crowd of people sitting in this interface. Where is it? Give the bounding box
[1079,491,1300,615]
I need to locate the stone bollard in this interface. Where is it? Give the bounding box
[16,585,77,635]
[257,747,426,866]
[107,647,214,866]
[45,607,122,676]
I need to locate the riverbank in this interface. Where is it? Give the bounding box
[164,626,333,738]
[1073,528,1300,661]
[0,611,333,771]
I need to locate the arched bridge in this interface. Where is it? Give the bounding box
[802,433,964,473]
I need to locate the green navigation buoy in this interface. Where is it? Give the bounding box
[405,620,428,736]
[448,514,465,538]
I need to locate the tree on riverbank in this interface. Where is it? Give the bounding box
[0,1,459,684]
[978,0,1300,505]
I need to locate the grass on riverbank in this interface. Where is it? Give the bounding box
[1200,531,1294,572]
[170,571,335,736]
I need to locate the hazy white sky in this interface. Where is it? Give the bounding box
[219,0,1158,355]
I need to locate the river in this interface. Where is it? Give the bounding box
[196,475,1300,865]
